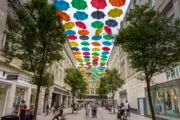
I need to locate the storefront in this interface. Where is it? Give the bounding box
[0,85,8,118]
[146,79,180,119]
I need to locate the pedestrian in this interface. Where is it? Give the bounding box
[45,102,50,116]
[125,100,130,117]
[86,102,91,117]
[19,100,27,120]
[91,101,98,118]
[52,105,63,120]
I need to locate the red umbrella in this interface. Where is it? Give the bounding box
[83,52,90,56]
[68,35,77,40]
[104,26,112,35]
[91,0,107,9]
[75,21,86,29]
[102,47,110,51]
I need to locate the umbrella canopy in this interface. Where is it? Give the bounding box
[68,35,77,40]
[102,41,112,46]
[101,55,108,58]
[53,0,70,11]
[84,56,90,58]
[74,11,88,20]
[75,21,86,29]
[109,0,126,7]
[83,52,90,56]
[64,30,76,35]
[102,51,109,55]
[78,30,89,35]
[95,28,103,36]
[104,26,112,34]
[108,8,123,18]
[73,51,81,55]
[81,41,90,46]
[103,34,113,40]
[70,41,79,46]
[91,0,107,9]
[71,0,87,10]
[91,11,106,19]
[71,47,79,51]
[92,52,99,56]
[92,56,99,59]
[56,11,70,21]
[92,48,100,52]
[80,36,89,40]
[82,47,90,51]
[64,22,75,30]
[105,19,118,27]
[91,42,101,46]
[102,47,110,51]
[92,35,102,40]
[91,21,104,28]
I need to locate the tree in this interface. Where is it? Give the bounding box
[97,77,108,100]
[64,68,87,113]
[3,0,65,120]
[77,81,87,100]
[115,5,180,120]
[103,68,124,114]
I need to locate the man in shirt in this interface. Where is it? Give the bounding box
[124,100,130,117]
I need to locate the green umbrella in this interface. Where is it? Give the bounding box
[81,41,90,46]
[92,52,99,56]
[84,58,91,61]
[71,0,87,10]
[103,34,113,40]
[101,55,108,58]
[91,21,104,28]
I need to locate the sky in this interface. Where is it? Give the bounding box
[48,0,131,68]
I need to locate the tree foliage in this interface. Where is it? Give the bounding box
[3,0,66,120]
[115,5,180,120]
[97,77,108,98]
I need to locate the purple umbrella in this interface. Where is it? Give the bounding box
[80,36,89,40]
[105,19,118,27]
[91,11,106,19]
[71,47,79,51]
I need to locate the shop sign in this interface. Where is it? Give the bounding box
[165,66,180,81]
[6,75,18,80]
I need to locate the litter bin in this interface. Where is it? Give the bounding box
[1,115,19,120]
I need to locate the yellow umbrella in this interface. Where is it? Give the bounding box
[75,55,82,60]
[92,48,100,52]
[70,41,79,46]
[64,22,75,30]
[95,27,103,36]
[108,8,123,18]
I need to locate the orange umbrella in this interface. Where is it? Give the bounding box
[56,11,70,21]
[92,42,100,46]
[92,56,99,59]
[109,0,126,7]
[73,51,81,55]
[78,30,89,36]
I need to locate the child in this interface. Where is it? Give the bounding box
[25,109,32,120]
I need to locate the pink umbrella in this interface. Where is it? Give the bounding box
[91,0,107,9]
[75,21,86,29]
[104,26,112,34]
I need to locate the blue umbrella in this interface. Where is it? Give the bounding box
[74,11,88,20]
[101,58,107,61]
[92,35,102,40]
[82,47,90,51]
[102,51,109,55]
[64,30,76,35]
[83,56,90,58]
[102,41,112,46]
[71,47,79,51]
[105,19,118,27]
[93,62,98,64]
[53,0,70,11]
[91,11,106,19]
[80,36,89,40]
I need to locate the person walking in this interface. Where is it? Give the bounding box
[86,102,91,117]
[19,100,27,120]
[125,100,130,117]
[52,105,63,120]
[45,102,50,116]
[91,101,98,118]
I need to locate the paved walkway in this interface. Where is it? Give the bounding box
[37,107,151,120]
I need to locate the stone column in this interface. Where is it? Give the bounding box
[66,96,68,108]
[25,87,31,108]
[5,81,17,115]
[60,94,63,105]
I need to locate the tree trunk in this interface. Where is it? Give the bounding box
[72,95,75,114]
[147,81,156,120]
[112,94,115,114]
[33,85,41,120]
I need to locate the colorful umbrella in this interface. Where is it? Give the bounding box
[101,58,107,60]
[74,11,88,20]
[78,30,89,36]
[92,35,102,40]
[81,41,90,46]
[68,35,77,40]
[104,26,112,34]
[105,19,118,27]
[102,47,110,51]
[92,42,101,46]
[92,52,99,56]
[109,0,126,7]
[71,47,79,51]
[70,41,79,46]
[84,56,90,58]
[91,0,107,9]
[56,11,70,21]
[64,22,75,30]
[82,47,90,51]
[83,52,90,56]
[75,21,86,29]
[73,51,81,55]
[80,36,89,40]
[92,56,99,59]
[53,0,70,11]
[91,11,106,19]
[102,51,109,55]
[95,28,103,36]
[64,30,76,35]
[71,0,87,10]
[84,58,91,61]
[92,48,100,52]
[108,8,123,18]
[102,41,112,46]
[103,34,113,40]
[91,21,104,28]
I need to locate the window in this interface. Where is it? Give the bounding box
[151,0,155,8]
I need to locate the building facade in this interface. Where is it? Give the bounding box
[0,0,75,117]
[107,0,180,119]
